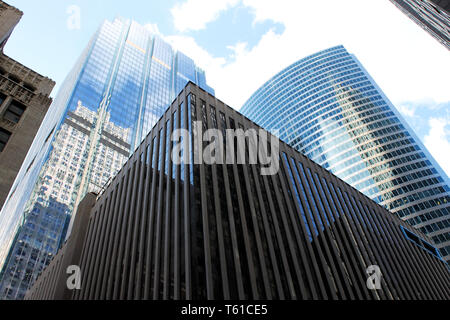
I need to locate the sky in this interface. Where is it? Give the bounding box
[3,0,450,177]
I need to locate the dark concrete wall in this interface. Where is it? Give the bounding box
[27,83,450,300]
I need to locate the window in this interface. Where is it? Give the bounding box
[400,225,442,260]
[26,157,36,173]
[3,100,26,124]
[0,92,6,106]
[45,127,55,143]
[0,127,12,152]
[23,83,36,92]
[7,74,21,84]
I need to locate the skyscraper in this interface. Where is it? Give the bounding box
[0,17,213,300]
[389,0,450,50]
[241,46,450,261]
[25,82,450,300]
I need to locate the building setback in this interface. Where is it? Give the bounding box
[390,0,450,50]
[241,46,450,261]
[26,82,450,300]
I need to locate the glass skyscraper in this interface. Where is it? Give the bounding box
[0,17,213,300]
[241,45,450,261]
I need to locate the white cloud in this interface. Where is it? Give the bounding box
[397,104,416,118]
[171,0,240,32]
[424,117,450,177]
[226,42,248,60]
[167,1,450,174]
[169,0,450,110]
[168,28,288,108]
[144,23,162,36]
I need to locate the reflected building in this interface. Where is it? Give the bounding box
[241,45,450,261]
[0,101,130,298]
[0,17,213,300]
[0,200,70,299]
[58,101,131,212]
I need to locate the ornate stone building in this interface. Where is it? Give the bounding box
[0,1,22,51]
[0,1,55,210]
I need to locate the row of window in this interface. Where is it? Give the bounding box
[396,195,449,219]
[417,218,450,234]
[244,50,350,112]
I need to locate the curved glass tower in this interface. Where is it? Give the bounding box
[241,45,450,261]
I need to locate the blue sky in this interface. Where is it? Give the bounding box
[3,0,283,94]
[3,0,450,176]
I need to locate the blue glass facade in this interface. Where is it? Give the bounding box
[241,45,450,262]
[0,18,213,300]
